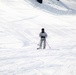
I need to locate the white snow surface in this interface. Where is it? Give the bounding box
[0,0,76,75]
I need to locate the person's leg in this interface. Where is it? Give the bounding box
[40,38,43,49]
[43,39,46,49]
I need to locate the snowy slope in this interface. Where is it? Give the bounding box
[0,0,76,75]
[27,0,76,15]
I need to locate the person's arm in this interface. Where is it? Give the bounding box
[39,33,41,37]
[45,32,47,38]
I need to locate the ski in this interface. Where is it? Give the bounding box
[37,48,41,50]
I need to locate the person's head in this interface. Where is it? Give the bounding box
[41,28,45,33]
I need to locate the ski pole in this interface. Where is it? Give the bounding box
[46,41,51,49]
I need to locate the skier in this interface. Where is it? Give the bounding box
[37,0,42,4]
[39,28,47,49]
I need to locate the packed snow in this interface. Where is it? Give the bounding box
[0,0,76,75]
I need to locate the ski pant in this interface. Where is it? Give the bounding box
[40,38,46,49]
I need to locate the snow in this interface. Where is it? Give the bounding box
[0,0,76,75]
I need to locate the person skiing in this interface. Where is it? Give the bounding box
[37,0,42,4]
[39,28,47,49]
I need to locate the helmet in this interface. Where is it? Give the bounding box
[41,28,45,33]
[42,28,44,30]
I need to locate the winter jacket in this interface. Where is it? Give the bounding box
[39,32,47,38]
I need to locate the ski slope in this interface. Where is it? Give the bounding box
[0,0,76,75]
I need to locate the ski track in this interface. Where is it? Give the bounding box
[0,47,76,75]
[0,0,76,75]
[27,0,76,15]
